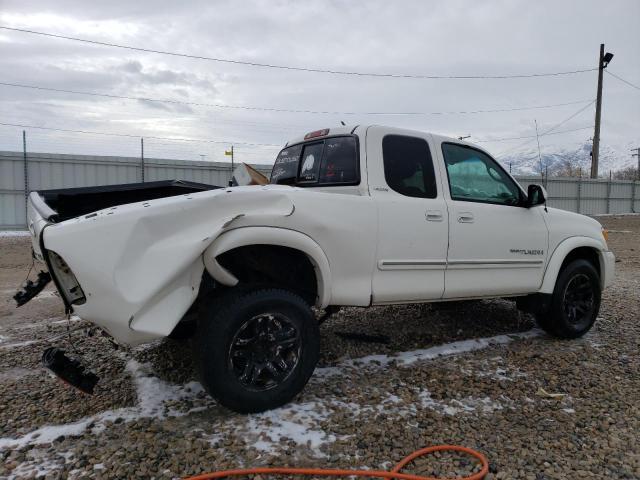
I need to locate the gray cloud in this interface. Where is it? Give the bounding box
[0,0,638,165]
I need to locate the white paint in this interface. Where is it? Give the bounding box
[27,126,614,347]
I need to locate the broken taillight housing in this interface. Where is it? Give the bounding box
[48,251,86,305]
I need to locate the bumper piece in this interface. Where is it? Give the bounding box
[13,271,52,307]
[42,347,99,394]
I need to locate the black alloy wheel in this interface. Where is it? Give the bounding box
[228,312,302,391]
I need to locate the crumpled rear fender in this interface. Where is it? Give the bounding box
[45,187,296,345]
[203,226,332,308]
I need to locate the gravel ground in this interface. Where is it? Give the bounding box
[0,215,639,479]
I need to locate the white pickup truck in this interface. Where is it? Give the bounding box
[25,125,615,412]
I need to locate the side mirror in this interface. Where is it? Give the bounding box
[527,184,547,208]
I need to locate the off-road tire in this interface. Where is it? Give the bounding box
[536,259,601,339]
[195,288,319,413]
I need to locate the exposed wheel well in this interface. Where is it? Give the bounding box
[216,245,318,306]
[560,247,600,278]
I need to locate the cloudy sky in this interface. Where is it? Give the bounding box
[0,0,638,167]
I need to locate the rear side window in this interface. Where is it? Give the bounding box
[271,136,358,186]
[319,136,358,184]
[271,144,302,185]
[382,135,437,198]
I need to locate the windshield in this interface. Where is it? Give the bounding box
[270,136,358,186]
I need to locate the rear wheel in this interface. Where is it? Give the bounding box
[195,288,319,413]
[536,259,601,339]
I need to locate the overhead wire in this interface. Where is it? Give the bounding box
[0,81,595,117]
[0,26,597,80]
[605,70,640,91]
[0,121,282,148]
[495,100,596,158]
[476,125,594,143]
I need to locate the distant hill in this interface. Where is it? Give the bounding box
[500,141,636,177]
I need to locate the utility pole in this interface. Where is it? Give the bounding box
[632,147,640,180]
[140,138,145,183]
[22,130,29,226]
[591,44,614,178]
[225,145,234,186]
[534,119,543,181]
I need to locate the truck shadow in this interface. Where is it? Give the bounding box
[138,298,534,385]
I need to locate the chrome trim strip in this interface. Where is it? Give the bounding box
[381,260,447,266]
[448,259,544,266]
[380,259,543,269]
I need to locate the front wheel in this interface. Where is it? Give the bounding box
[536,259,601,339]
[195,288,319,413]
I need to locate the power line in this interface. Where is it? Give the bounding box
[605,70,640,91]
[0,26,598,80]
[0,81,595,117]
[496,100,596,158]
[476,125,594,143]
[0,121,281,148]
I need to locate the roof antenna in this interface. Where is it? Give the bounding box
[458,135,470,141]
[340,121,346,126]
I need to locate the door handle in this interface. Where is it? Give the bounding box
[457,212,474,223]
[426,210,443,222]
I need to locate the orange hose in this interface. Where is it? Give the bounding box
[184,445,489,480]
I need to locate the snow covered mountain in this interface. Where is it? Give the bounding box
[500,141,636,177]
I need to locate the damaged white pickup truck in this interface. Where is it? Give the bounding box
[23,125,615,412]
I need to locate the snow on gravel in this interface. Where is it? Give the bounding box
[0,330,540,453]
[0,340,38,350]
[0,360,212,450]
[0,230,30,237]
[243,401,336,454]
[316,329,542,377]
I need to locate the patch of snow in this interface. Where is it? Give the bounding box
[562,408,576,414]
[0,230,30,237]
[0,367,40,382]
[9,451,62,479]
[0,340,38,350]
[243,401,335,455]
[0,335,8,343]
[33,290,59,299]
[317,329,542,377]
[0,360,212,450]
[0,419,93,450]
[417,389,508,416]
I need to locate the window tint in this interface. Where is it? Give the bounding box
[271,136,359,186]
[442,143,521,206]
[271,144,302,185]
[319,136,358,184]
[382,135,437,198]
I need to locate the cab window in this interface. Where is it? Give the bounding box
[271,136,359,186]
[382,135,437,198]
[442,143,521,206]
